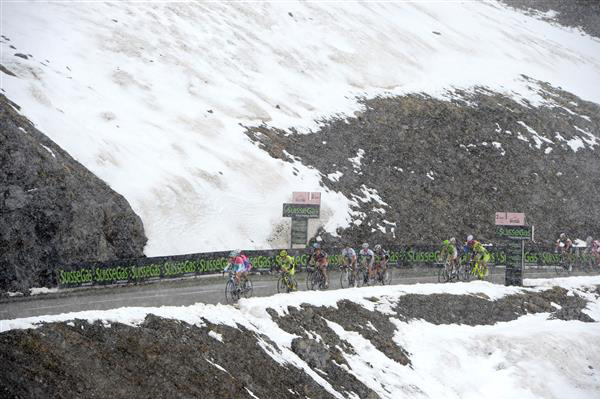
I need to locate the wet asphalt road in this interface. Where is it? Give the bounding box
[0,267,591,320]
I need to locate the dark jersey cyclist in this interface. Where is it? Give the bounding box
[310,243,329,288]
[373,244,389,276]
[555,233,573,255]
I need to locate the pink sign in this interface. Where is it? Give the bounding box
[495,212,526,226]
[292,192,321,205]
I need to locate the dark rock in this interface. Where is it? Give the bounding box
[501,0,600,39]
[0,316,335,399]
[0,64,16,77]
[0,94,147,292]
[14,53,28,60]
[246,81,600,247]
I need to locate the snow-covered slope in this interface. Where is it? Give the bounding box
[2,1,600,255]
[3,276,600,398]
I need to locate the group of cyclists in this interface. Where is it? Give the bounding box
[438,232,600,278]
[555,233,600,268]
[440,235,490,279]
[223,232,600,295]
[223,241,390,293]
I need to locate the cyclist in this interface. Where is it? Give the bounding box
[463,235,476,270]
[312,243,329,288]
[373,244,389,279]
[223,249,248,288]
[585,236,600,267]
[441,237,459,275]
[555,233,573,255]
[468,239,490,278]
[275,249,297,290]
[358,243,375,282]
[341,243,358,286]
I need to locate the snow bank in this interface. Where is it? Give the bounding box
[2,276,599,398]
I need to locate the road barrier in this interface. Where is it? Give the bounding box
[52,244,597,289]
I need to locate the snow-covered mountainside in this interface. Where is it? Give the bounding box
[2,1,600,255]
[2,276,600,398]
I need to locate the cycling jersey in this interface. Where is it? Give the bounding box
[358,248,375,266]
[225,255,247,273]
[473,241,487,254]
[375,249,389,261]
[442,242,458,259]
[342,247,356,260]
[314,250,328,264]
[276,254,295,274]
[556,237,573,252]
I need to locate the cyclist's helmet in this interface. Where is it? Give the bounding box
[229,250,240,257]
[280,250,288,257]
[362,242,369,249]
[560,233,566,239]
[374,244,382,251]
[467,234,473,241]
[450,237,456,244]
[586,236,593,244]
[443,240,449,245]
[313,242,321,249]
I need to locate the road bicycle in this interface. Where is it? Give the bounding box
[340,262,360,288]
[224,270,253,304]
[305,264,327,290]
[277,270,297,293]
[373,261,392,285]
[461,253,487,280]
[554,251,573,276]
[437,258,461,283]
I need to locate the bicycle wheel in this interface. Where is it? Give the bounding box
[288,275,298,291]
[438,267,449,283]
[277,275,287,294]
[340,268,350,288]
[380,267,392,285]
[242,278,253,298]
[225,280,238,304]
[317,271,328,290]
[306,269,315,290]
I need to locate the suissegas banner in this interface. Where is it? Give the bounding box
[54,244,585,288]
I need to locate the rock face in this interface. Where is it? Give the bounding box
[0,95,147,292]
[246,80,600,247]
[501,0,600,39]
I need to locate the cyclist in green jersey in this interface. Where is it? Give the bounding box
[275,250,297,290]
[441,238,459,275]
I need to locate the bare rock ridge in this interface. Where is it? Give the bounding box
[0,94,147,292]
[246,80,600,246]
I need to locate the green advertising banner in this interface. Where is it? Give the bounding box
[52,243,583,289]
[282,203,320,218]
[495,226,532,240]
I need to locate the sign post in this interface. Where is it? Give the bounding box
[283,192,321,248]
[495,213,531,286]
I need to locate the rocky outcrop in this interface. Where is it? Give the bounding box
[246,80,600,247]
[501,0,600,38]
[0,95,147,292]
[0,286,596,398]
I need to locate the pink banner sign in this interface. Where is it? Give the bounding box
[292,192,321,205]
[495,212,526,226]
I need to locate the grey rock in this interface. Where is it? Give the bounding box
[246,80,600,247]
[0,94,147,292]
